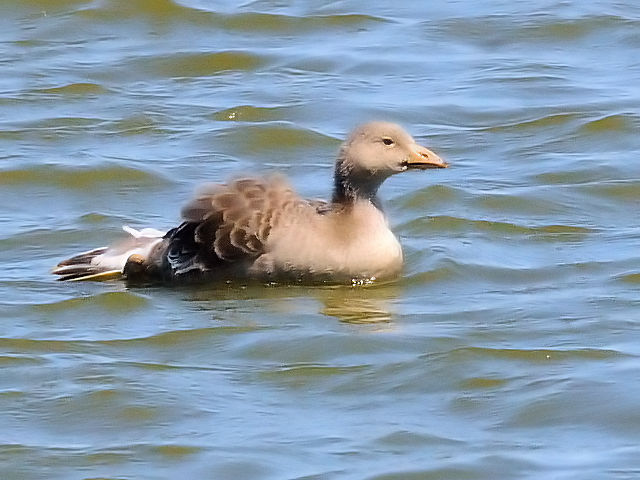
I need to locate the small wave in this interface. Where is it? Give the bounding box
[219,123,338,154]
[375,430,464,447]
[0,355,42,367]
[105,114,169,136]
[150,444,202,459]
[486,113,581,132]
[0,325,262,354]
[14,116,104,130]
[406,259,577,286]
[78,0,386,31]
[450,346,623,363]
[579,114,637,134]
[459,377,508,390]
[403,267,455,286]
[0,337,83,353]
[99,325,264,347]
[78,0,204,21]
[33,291,149,314]
[0,164,166,189]
[401,215,593,240]
[440,14,636,46]
[212,105,287,123]
[139,51,266,78]
[36,82,108,96]
[478,193,564,214]
[534,165,626,186]
[217,12,386,32]
[397,184,461,209]
[619,273,640,284]
[527,15,636,41]
[4,0,88,14]
[0,225,126,257]
[259,364,367,387]
[581,180,640,200]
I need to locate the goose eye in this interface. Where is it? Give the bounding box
[382,137,394,146]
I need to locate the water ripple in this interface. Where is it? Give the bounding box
[402,215,593,240]
[447,346,624,363]
[215,12,387,32]
[0,164,166,189]
[36,82,109,96]
[32,291,149,315]
[138,51,266,78]
[219,123,338,155]
[579,113,638,133]
[2,1,640,479]
[212,105,288,123]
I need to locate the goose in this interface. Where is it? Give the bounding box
[53,122,447,284]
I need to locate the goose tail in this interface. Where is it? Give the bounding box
[52,226,165,281]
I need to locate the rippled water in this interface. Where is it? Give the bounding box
[2,1,640,479]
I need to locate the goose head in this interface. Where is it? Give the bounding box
[333,121,447,203]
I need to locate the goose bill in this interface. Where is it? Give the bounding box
[405,144,448,169]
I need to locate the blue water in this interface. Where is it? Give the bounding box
[1,1,640,479]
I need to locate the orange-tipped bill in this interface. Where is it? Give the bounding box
[405,144,448,169]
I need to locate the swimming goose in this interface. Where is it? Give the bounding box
[53,122,447,284]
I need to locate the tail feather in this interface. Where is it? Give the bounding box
[53,226,165,282]
[52,248,113,281]
[64,270,124,282]
[55,247,108,267]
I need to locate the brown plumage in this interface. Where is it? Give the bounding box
[53,122,447,284]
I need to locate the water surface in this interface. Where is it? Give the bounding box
[1,1,640,479]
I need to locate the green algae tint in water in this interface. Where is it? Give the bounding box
[1,1,640,479]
